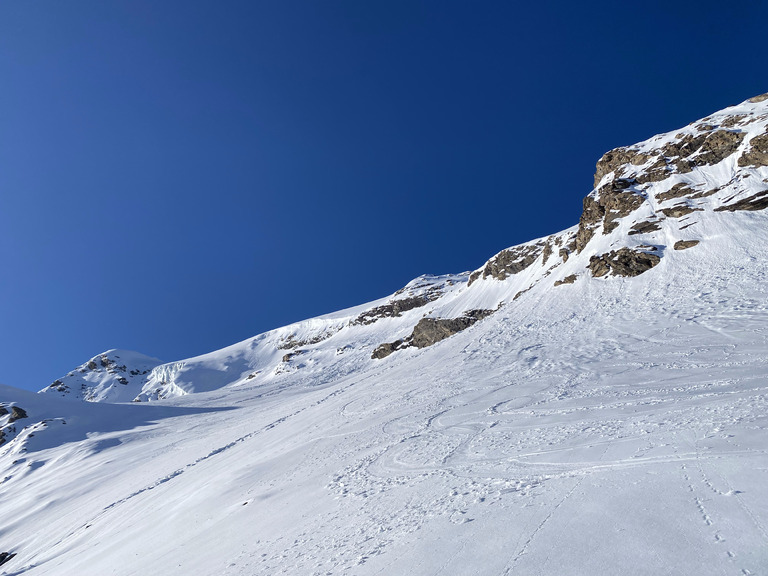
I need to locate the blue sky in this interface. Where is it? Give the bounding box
[2,1,767,391]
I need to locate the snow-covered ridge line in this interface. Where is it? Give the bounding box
[40,93,768,403]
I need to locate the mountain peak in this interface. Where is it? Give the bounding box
[40,349,162,402]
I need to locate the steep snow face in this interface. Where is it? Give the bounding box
[39,350,162,403]
[1,94,768,575]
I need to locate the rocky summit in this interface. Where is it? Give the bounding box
[1,95,767,576]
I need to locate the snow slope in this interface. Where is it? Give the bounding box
[1,94,767,575]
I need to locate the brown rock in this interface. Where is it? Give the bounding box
[661,204,702,218]
[714,190,768,212]
[656,183,695,203]
[371,341,403,360]
[673,240,700,250]
[411,310,493,349]
[554,274,577,286]
[738,129,768,167]
[468,244,542,285]
[588,248,661,278]
[628,220,661,235]
[354,295,433,325]
[8,406,27,423]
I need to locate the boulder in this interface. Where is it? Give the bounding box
[588,248,661,278]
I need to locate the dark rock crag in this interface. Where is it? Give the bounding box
[468,245,543,286]
[588,248,661,278]
[372,309,494,359]
[354,295,435,325]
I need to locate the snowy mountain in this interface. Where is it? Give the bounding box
[40,350,162,403]
[2,94,768,575]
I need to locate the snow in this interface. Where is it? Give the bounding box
[1,95,768,575]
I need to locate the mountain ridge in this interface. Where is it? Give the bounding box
[37,92,768,404]
[1,93,767,575]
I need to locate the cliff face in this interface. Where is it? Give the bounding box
[575,93,768,255]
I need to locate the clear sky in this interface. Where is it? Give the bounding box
[2,0,767,391]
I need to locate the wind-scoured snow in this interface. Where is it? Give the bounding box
[1,94,767,575]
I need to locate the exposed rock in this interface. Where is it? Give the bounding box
[656,183,696,203]
[738,130,768,167]
[748,93,768,103]
[353,296,433,325]
[513,287,532,301]
[721,114,748,127]
[714,190,768,212]
[628,219,661,235]
[660,204,702,218]
[278,329,338,350]
[634,157,673,184]
[8,406,27,423]
[371,340,406,360]
[281,350,305,363]
[575,195,604,251]
[593,147,646,187]
[468,244,542,285]
[558,236,576,263]
[576,182,645,251]
[372,310,494,359]
[661,130,745,173]
[410,310,494,349]
[588,248,661,278]
[0,405,7,417]
[541,239,554,265]
[87,360,98,370]
[674,240,700,250]
[0,552,16,568]
[554,274,577,286]
[694,130,746,167]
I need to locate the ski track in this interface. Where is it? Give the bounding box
[3,101,768,574]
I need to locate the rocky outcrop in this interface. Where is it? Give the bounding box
[0,405,26,447]
[354,296,434,325]
[0,552,16,568]
[281,350,305,363]
[8,406,27,423]
[410,310,494,349]
[554,274,577,286]
[593,147,649,187]
[738,129,768,167]
[588,248,661,278]
[372,309,494,359]
[628,219,661,235]
[576,181,645,251]
[278,328,339,350]
[371,340,406,360]
[468,245,543,285]
[715,191,768,212]
[674,240,700,250]
[656,183,696,203]
[660,130,745,174]
[660,204,701,218]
